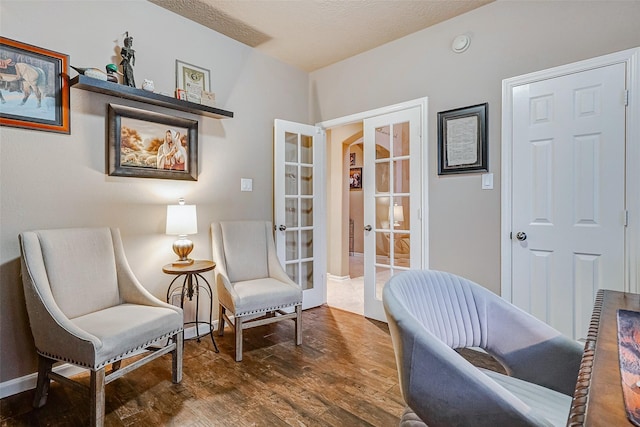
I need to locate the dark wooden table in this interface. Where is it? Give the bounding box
[568,289,640,426]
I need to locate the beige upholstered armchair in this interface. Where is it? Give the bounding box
[19,227,184,427]
[211,221,302,361]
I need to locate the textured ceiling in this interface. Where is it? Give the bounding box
[149,0,493,71]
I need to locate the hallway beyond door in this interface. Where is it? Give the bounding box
[327,254,364,315]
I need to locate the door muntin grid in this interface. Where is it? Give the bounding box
[284,132,315,291]
[373,122,411,300]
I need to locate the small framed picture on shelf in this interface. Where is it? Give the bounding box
[200,90,216,107]
[176,60,210,102]
[108,104,198,181]
[0,36,70,134]
[175,89,187,101]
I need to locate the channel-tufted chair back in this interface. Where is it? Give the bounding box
[383,270,583,427]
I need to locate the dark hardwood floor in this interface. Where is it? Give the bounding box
[1,306,503,426]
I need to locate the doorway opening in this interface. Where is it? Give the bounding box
[311,97,427,320]
[326,124,365,315]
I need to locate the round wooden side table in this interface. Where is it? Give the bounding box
[163,260,218,352]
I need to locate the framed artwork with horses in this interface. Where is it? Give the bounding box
[107,104,198,181]
[0,37,70,134]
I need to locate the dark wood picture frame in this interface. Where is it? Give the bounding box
[437,103,488,175]
[0,36,70,134]
[108,104,198,180]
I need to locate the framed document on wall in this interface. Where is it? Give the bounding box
[437,103,488,175]
[175,60,211,104]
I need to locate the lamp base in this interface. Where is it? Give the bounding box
[172,258,194,266]
[172,236,194,266]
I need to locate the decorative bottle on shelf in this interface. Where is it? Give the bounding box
[105,63,120,83]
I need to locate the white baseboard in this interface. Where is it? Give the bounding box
[184,322,218,340]
[327,273,350,281]
[0,363,85,400]
[0,320,224,399]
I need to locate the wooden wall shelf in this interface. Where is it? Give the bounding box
[70,75,234,119]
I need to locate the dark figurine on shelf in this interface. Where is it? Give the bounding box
[120,32,135,87]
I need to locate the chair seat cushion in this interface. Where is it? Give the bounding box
[71,303,182,368]
[233,277,302,316]
[401,371,571,427]
[481,369,572,427]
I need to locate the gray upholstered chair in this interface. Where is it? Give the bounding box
[383,270,583,427]
[211,221,302,361]
[19,227,184,427]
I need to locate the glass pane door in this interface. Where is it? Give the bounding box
[363,108,421,321]
[274,120,325,309]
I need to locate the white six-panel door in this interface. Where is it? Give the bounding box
[510,63,626,339]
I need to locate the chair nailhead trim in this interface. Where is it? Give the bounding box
[236,302,302,317]
[37,327,183,370]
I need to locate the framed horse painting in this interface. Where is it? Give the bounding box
[0,37,70,134]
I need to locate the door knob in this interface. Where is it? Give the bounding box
[278,225,287,231]
[364,225,372,232]
[515,231,527,241]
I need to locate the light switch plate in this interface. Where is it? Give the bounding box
[241,178,253,192]
[482,173,493,190]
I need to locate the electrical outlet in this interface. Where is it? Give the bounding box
[241,178,253,192]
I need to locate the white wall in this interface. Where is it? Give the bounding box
[0,0,308,383]
[310,0,640,292]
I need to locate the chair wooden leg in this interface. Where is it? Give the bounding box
[172,331,183,384]
[235,316,243,362]
[295,305,302,345]
[33,355,54,408]
[110,360,121,372]
[90,368,106,427]
[218,305,225,336]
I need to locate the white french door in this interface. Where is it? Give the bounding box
[274,119,326,309]
[507,62,627,340]
[363,107,422,321]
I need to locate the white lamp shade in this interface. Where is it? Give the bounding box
[166,204,197,235]
[389,203,405,223]
[394,204,405,222]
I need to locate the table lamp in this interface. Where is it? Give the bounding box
[166,198,197,265]
[391,203,404,227]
